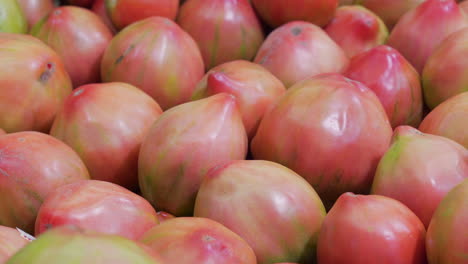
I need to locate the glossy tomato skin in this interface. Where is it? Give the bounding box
[194,160,326,264]
[387,0,468,74]
[251,73,393,208]
[422,28,468,109]
[31,6,113,88]
[0,226,29,263]
[177,0,264,69]
[426,179,468,264]
[325,6,388,58]
[251,0,338,28]
[6,226,164,264]
[192,60,286,139]
[419,92,468,148]
[35,180,159,240]
[344,45,423,128]
[138,93,248,216]
[0,132,90,233]
[317,193,427,264]
[101,17,204,110]
[140,217,256,264]
[50,83,163,190]
[254,21,349,88]
[16,0,54,29]
[371,126,468,227]
[0,33,72,133]
[106,0,179,30]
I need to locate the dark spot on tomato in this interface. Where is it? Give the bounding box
[44,223,53,230]
[202,235,215,242]
[115,44,135,65]
[115,55,124,64]
[364,19,373,27]
[54,9,62,16]
[39,62,55,83]
[291,27,302,36]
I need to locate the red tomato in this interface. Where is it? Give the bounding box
[419,92,468,148]
[35,180,159,240]
[50,82,163,190]
[371,126,467,227]
[251,73,392,208]
[194,160,326,264]
[140,217,256,264]
[106,0,179,30]
[317,193,427,264]
[31,6,113,87]
[0,132,90,233]
[251,0,337,28]
[426,179,468,264]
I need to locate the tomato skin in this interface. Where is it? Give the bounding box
[419,92,468,148]
[177,0,264,70]
[371,126,468,227]
[194,160,326,264]
[156,212,175,223]
[345,45,423,128]
[254,21,349,88]
[356,0,425,29]
[31,6,113,88]
[91,0,117,33]
[426,179,468,264]
[0,33,72,133]
[192,60,285,139]
[138,93,248,216]
[251,73,392,208]
[461,0,468,14]
[387,0,468,73]
[422,28,468,109]
[6,226,164,264]
[50,82,163,190]
[317,193,427,264]
[35,180,159,241]
[0,0,27,34]
[0,226,29,263]
[140,217,256,264]
[100,17,204,110]
[106,0,179,30]
[325,6,389,58]
[0,132,90,233]
[16,0,54,29]
[251,0,338,28]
